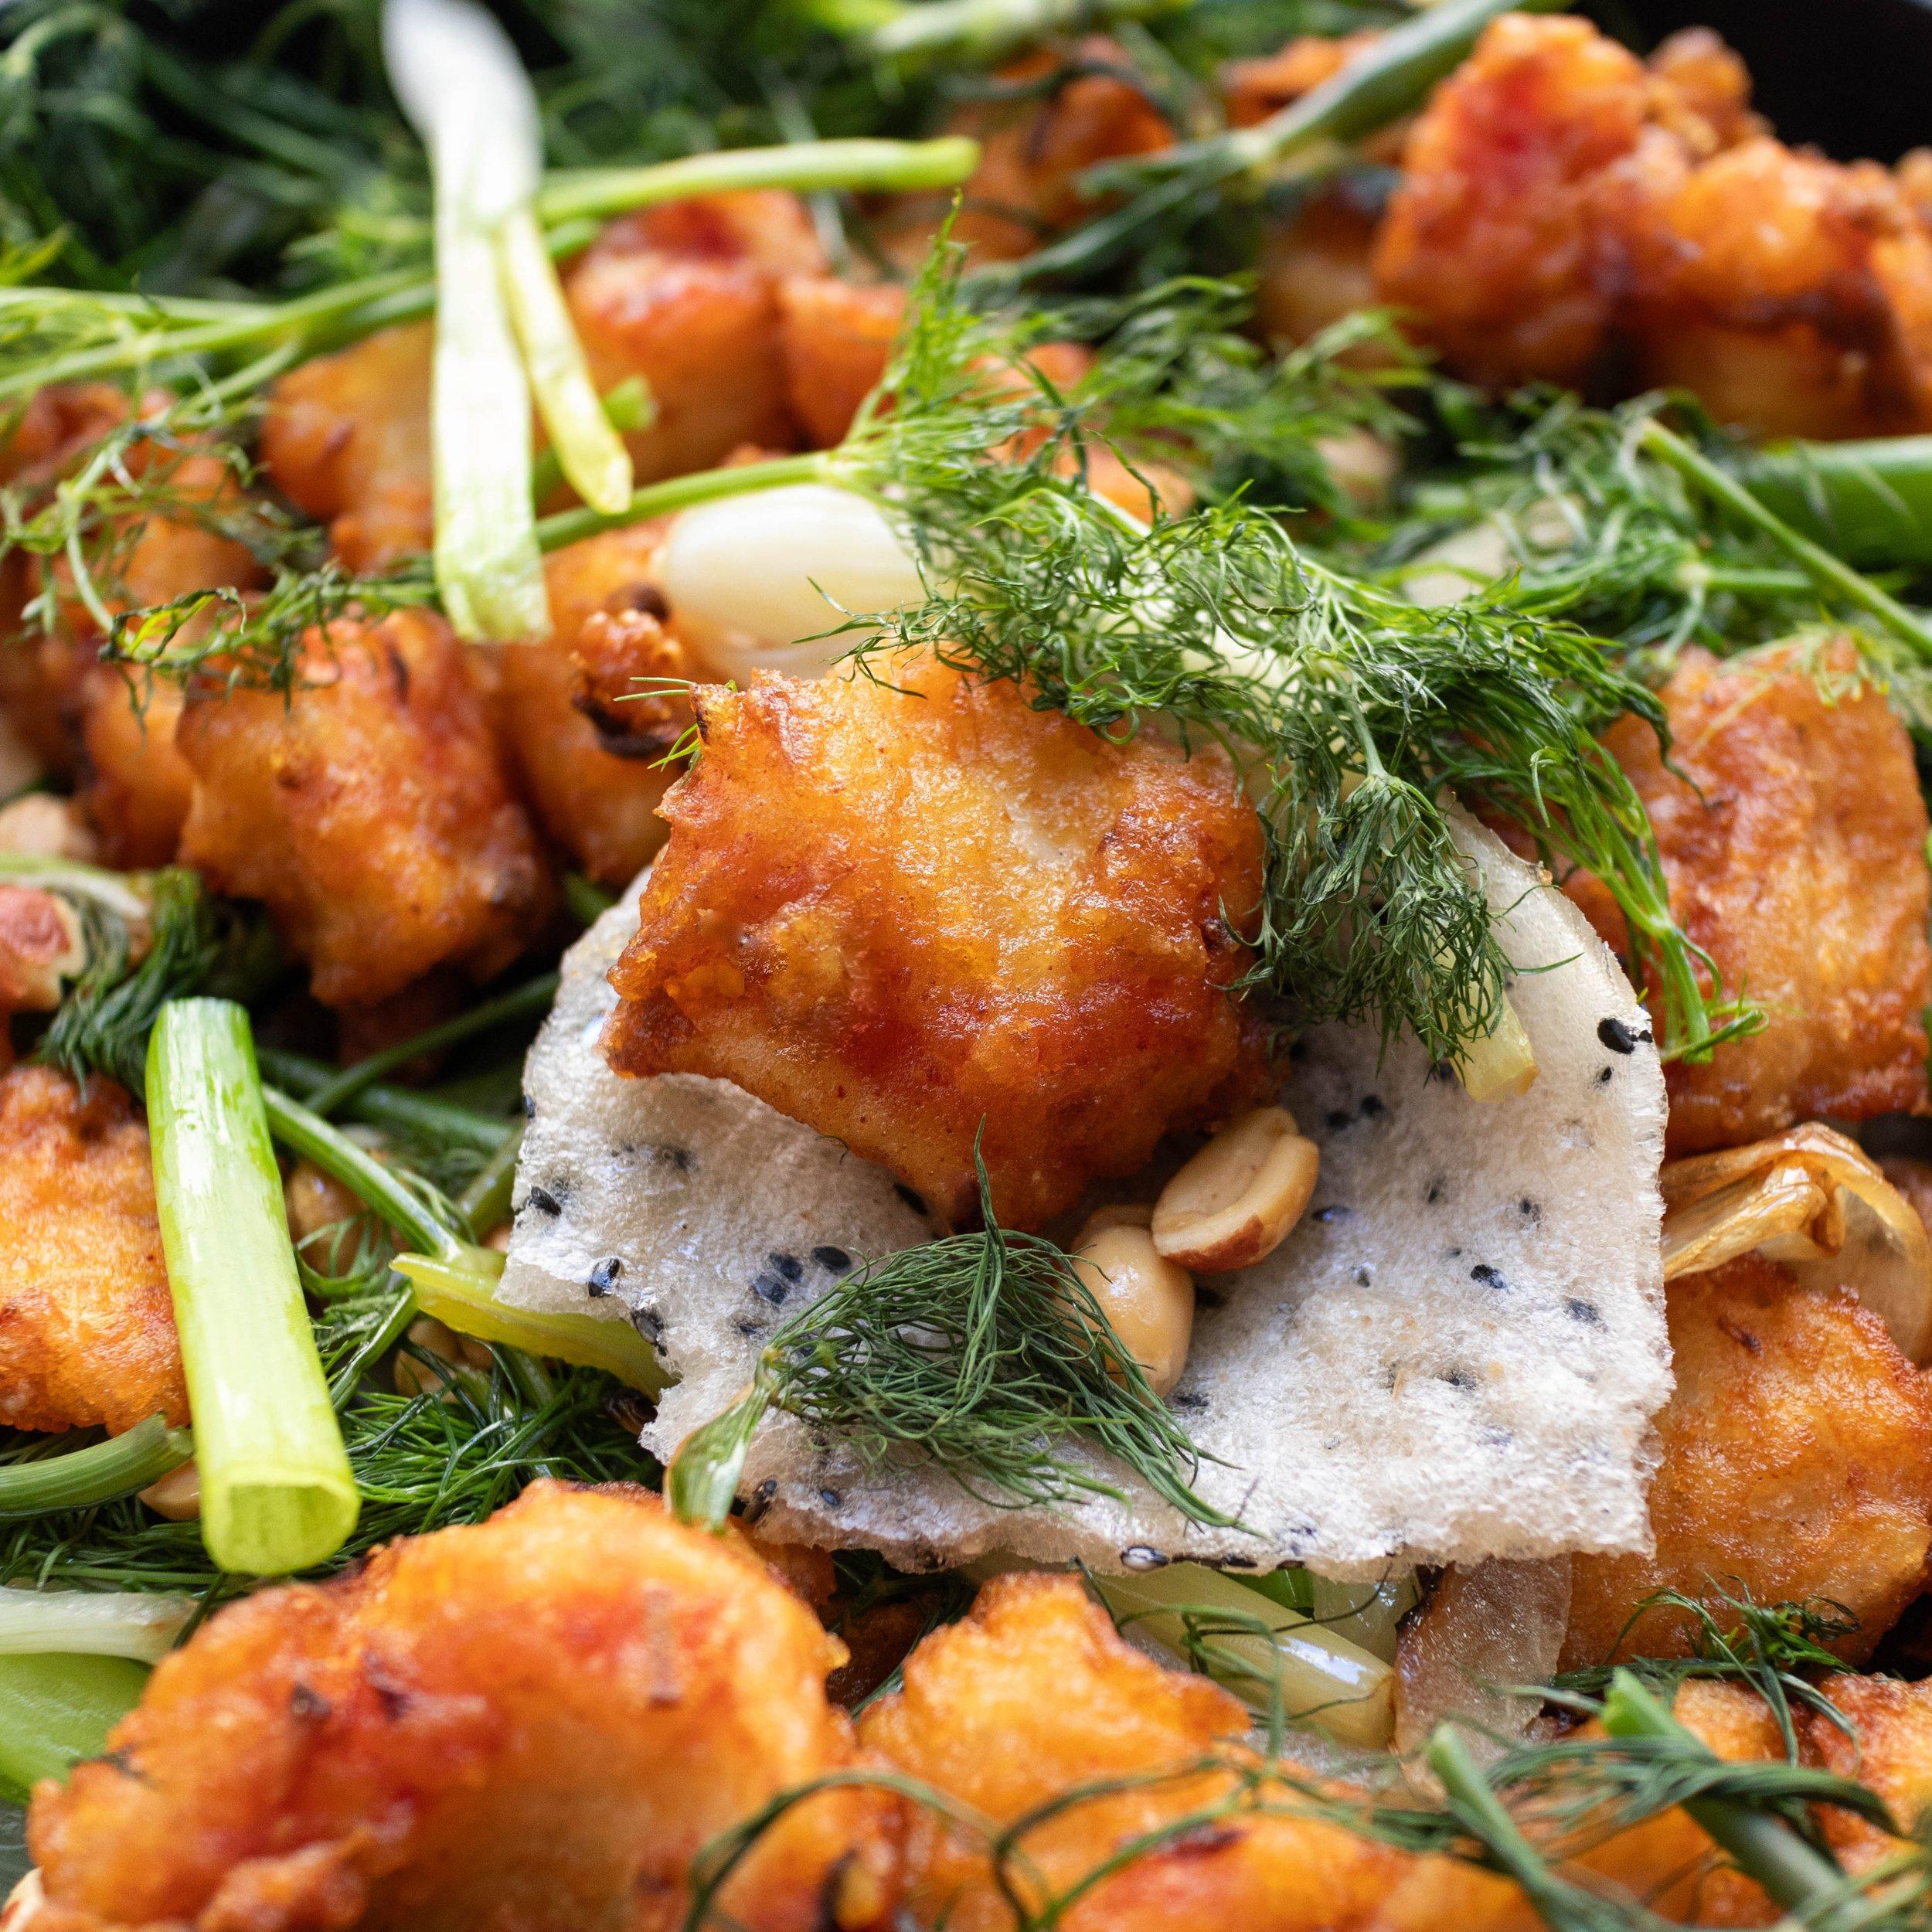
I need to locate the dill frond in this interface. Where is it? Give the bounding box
[835,250,1748,1062]
[671,1148,1237,1530]
[40,869,232,1092]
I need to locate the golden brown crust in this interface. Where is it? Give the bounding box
[77,671,192,869]
[859,1573,1408,1932]
[601,654,1270,1230]
[1373,15,1932,436]
[260,323,437,573]
[564,193,821,489]
[495,527,688,889]
[776,277,905,449]
[0,1064,184,1434]
[879,39,1175,269]
[1570,644,1930,1155]
[176,610,551,1009]
[1563,1254,1932,1670]
[29,1482,900,1932]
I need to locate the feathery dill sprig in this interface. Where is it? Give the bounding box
[669,1148,1236,1531]
[836,251,1748,1063]
[1551,1584,1860,1757]
[38,867,258,1092]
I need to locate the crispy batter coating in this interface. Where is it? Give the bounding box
[176,610,551,1009]
[859,1574,1410,1932]
[880,39,1174,268]
[1373,16,1932,436]
[29,1482,900,1932]
[260,323,436,572]
[1563,1255,1932,1670]
[0,1065,184,1434]
[77,671,191,869]
[602,655,1269,1229]
[777,277,905,448]
[1810,1674,1932,1867]
[495,527,689,887]
[1568,644,1930,1156]
[565,193,822,488]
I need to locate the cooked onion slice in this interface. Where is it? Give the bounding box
[1660,1123,1932,1364]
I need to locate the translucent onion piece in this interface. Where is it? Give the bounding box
[1660,1123,1932,1364]
[1393,1555,1571,1758]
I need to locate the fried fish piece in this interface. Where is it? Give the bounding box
[176,610,550,1009]
[495,526,690,888]
[258,322,437,572]
[28,1481,900,1932]
[879,39,1175,269]
[1373,15,1932,437]
[1567,643,1931,1156]
[0,1065,184,1435]
[1563,1253,1932,1670]
[602,655,1270,1230]
[859,1573,1410,1932]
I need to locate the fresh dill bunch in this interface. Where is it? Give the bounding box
[670,1150,1236,1530]
[38,867,275,1093]
[835,248,1748,1063]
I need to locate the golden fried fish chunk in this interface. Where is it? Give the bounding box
[859,1573,1410,1932]
[0,1065,184,1435]
[176,610,550,1009]
[1373,15,1932,437]
[602,655,1270,1230]
[259,322,437,572]
[563,193,822,488]
[28,1481,900,1932]
[1563,1254,1932,1670]
[1566,643,1931,1157]
[495,526,689,888]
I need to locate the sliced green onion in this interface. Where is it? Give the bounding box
[384,0,549,641]
[0,1655,148,1803]
[393,1247,668,1393]
[498,209,634,515]
[0,1417,192,1520]
[147,1000,359,1575]
[0,1587,192,1664]
[529,379,654,505]
[1093,1562,1393,1749]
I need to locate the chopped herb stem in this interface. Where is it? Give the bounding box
[457,1125,525,1240]
[0,1586,192,1664]
[256,1048,514,1154]
[1740,434,1932,568]
[392,1248,667,1393]
[1641,420,1932,661]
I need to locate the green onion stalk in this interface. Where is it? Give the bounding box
[0,1417,192,1521]
[0,138,976,403]
[1740,435,1932,570]
[147,1000,359,1575]
[0,1587,192,1665]
[0,1654,148,1803]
